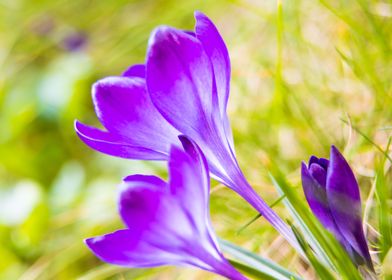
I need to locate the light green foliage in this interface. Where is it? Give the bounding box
[0,0,390,279]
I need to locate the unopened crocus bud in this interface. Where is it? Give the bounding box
[301,145,373,271]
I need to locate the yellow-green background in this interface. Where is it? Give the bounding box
[0,0,391,279]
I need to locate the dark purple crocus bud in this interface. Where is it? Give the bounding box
[301,145,373,271]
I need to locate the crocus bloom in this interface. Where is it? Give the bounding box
[85,137,247,280]
[75,12,297,249]
[301,146,373,270]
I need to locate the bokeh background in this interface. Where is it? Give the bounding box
[1,0,391,279]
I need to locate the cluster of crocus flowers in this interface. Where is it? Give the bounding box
[75,11,297,249]
[301,146,374,271]
[75,10,374,278]
[86,137,247,279]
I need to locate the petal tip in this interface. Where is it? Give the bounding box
[178,135,192,149]
[301,161,308,171]
[194,10,206,19]
[74,119,82,130]
[330,145,340,156]
[148,25,174,46]
[84,236,102,251]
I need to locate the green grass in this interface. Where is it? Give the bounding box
[0,0,391,279]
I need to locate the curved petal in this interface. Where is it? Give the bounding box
[118,168,221,270]
[172,136,210,213]
[85,229,184,267]
[308,162,327,187]
[122,64,145,78]
[194,11,230,119]
[194,12,234,148]
[308,156,329,170]
[301,162,342,238]
[119,175,166,231]
[326,146,372,268]
[85,230,233,275]
[146,26,214,135]
[75,120,167,160]
[119,174,195,244]
[92,76,180,154]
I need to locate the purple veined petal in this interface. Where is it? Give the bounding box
[118,175,166,232]
[75,120,167,160]
[87,145,247,279]
[194,12,234,148]
[119,171,207,251]
[173,136,221,255]
[326,146,373,269]
[85,229,186,267]
[85,230,245,279]
[194,11,230,121]
[301,162,344,241]
[146,26,215,135]
[175,136,210,212]
[91,76,180,155]
[122,64,145,78]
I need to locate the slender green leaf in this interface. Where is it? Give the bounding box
[220,239,302,280]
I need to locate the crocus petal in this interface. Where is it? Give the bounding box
[194,11,230,119]
[194,12,234,147]
[118,175,166,232]
[88,144,247,279]
[85,229,239,276]
[146,26,215,134]
[173,136,210,213]
[301,162,343,238]
[326,146,373,268]
[85,229,184,267]
[75,120,167,160]
[92,76,180,155]
[119,172,203,249]
[122,64,145,78]
[308,163,327,187]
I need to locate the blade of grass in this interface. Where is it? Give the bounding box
[375,137,392,261]
[220,239,302,280]
[237,195,286,234]
[269,174,333,269]
[289,223,335,280]
[341,118,392,164]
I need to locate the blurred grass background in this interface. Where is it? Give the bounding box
[0,0,391,279]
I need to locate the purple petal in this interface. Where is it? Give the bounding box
[326,146,373,268]
[85,229,184,267]
[194,11,230,119]
[146,26,215,134]
[301,162,343,238]
[85,230,243,278]
[308,156,329,171]
[318,158,329,170]
[119,173,197,245]
[169,137,213,241]
[308,155,319,166]
[119,175,166,231]
[122,64,145,78]
[308,163,327,187]
[75,120,167,160]
[91,76,180,155]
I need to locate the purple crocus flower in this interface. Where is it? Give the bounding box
[301,145,373,270]
[75,12,297,249]
[85,137,247,280]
